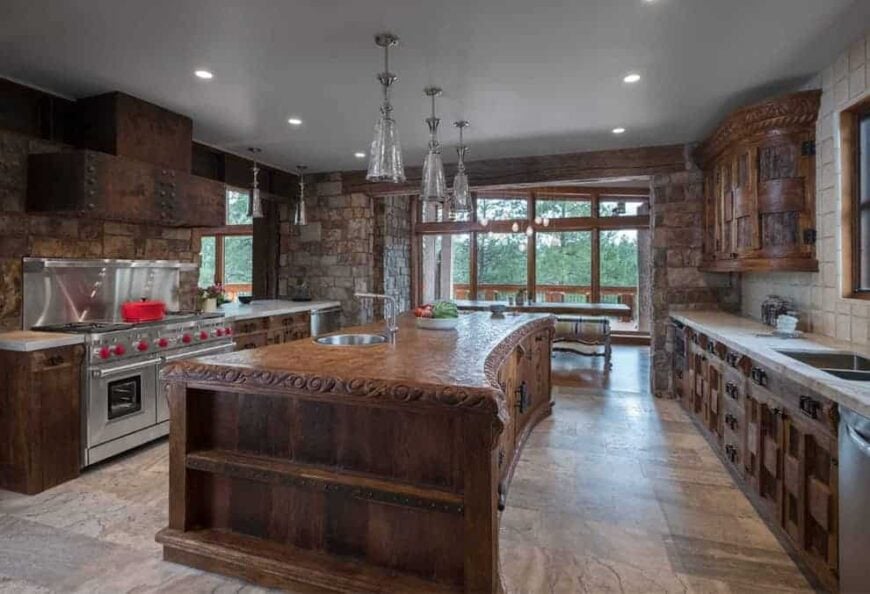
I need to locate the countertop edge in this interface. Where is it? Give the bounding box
[0,333,86,352]
[670,311,870,418]
[163,314,555,428]
[219,300,341,322]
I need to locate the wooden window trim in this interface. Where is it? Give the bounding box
[840,95,870,299]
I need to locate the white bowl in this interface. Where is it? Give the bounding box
[415,317,459,331]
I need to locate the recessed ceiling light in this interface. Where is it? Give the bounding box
[623,73,641,83]
[287,117,302,126]
[612,127,626,134]
[194,70,213,80]
[354,152,366,159]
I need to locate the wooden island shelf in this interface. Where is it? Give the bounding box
[157,311,555,593]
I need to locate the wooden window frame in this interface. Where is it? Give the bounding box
[840,96,870,299]
[197,187,255,291]
[412,186,650,317]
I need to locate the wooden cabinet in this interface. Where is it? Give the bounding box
[27,149,225,227]
[671,319,839,591]
[232,312,311,351]
[697,91,821,272]
[0,345,84,494]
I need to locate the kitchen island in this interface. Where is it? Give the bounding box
[157,311,554,593]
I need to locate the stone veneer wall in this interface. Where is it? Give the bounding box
[741,29,870,344]
[650,170,741,397]
[276,173,412,326]
[0,129,199,331]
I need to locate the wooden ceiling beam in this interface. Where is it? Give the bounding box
[340,144,686,196]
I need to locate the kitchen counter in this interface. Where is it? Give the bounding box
[0,330,85,352]
[158,311,555,593]
[671,310,870,417]
[218,299,340,322]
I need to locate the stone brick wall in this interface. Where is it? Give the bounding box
[276,173,413,327]
[650,170,741,397]
[742,28,870,344]
[0,128,199,331]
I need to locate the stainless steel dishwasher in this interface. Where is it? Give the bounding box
[310,306,342,337]
[840,406,870,592]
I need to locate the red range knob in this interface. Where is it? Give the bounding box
[215,328,224,337]
[113,344,126,356]
[225,327,232,336]
[136,340,149,352]
[182,333,192,344]
[98,346,111,360]
[157,337,169,348]
[199,330,209,340]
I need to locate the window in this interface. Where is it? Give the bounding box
[198,188,254,300]
[477,233,527,300]
[856,110,870,291]
[421,234,471,301]
[415,187,651,334]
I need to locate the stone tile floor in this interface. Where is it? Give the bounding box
[0,347,813,593]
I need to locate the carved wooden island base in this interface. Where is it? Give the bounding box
[157,312,554,593]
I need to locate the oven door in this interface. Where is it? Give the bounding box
[88,357,160,447]
[156,342,235,422]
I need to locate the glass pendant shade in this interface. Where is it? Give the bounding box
[366,33,405,183]
[420,86,447,201]
[294,165,308,226]
[451,120,471,212]
[421,150,446,201]
[250,187,263,218]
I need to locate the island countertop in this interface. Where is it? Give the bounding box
[163,311,554,416]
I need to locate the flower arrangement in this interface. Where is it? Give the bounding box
[198,284,229,310]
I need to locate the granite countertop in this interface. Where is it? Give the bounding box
[218,300,341,322]
[163,312,555,418]
[671,310,870,418]
[0,331,85,352]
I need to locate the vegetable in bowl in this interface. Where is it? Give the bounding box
[414,301,459,319]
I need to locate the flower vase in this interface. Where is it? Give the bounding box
[203,297,217,313]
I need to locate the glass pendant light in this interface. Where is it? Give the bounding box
[420,86,446,201]
[294,165,307,226]
[367,33,405,183]
[248,147,263,218]
[451,120,471,213]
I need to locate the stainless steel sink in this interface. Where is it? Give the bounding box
[314,333,387,346]
[777,350,870,381]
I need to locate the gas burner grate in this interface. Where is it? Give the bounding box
[33,321,133,333]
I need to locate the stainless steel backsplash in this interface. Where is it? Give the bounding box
[23,258,197,328]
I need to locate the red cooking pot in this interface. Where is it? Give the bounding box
[121,299,166,323]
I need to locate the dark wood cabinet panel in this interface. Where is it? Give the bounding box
[0,345,84,494]
[27,149,225,227]
[697,91,820,272]
[233,313,312,351]
[671,319,839,591]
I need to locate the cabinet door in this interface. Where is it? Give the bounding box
[758,401,784,520]
[707,364,723,442]
[30,346,83,491]
[744,393,761,488]
[716,160,734,260]
[784,416,839,575]
[732,146,760,256]
[756,133,815,260]
[703,170,718,260]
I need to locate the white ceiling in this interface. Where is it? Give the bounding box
[0,0,867,173]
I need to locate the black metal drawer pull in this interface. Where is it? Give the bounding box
[799,395,820,419]
[750,367,767,386]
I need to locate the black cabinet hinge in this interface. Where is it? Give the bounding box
[801,141,816,156]
[803,229,817,245]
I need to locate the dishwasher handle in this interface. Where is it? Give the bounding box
[842,407,870,456]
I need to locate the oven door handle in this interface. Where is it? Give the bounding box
[160,343,234,363]
[91,358,160,378]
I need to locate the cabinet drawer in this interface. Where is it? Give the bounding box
[234,331,267,350]
[233,317,269,336]
[30,347,79,372]
[777,377,837,437]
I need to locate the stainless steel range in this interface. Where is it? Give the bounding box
[34,313,235,466]
[23,258,236,466]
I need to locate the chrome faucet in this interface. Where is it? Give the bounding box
[355,293,398,342]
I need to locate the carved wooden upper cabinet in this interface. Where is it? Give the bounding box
[697,90,821,272]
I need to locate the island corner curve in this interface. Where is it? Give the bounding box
[156,311,555,593]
